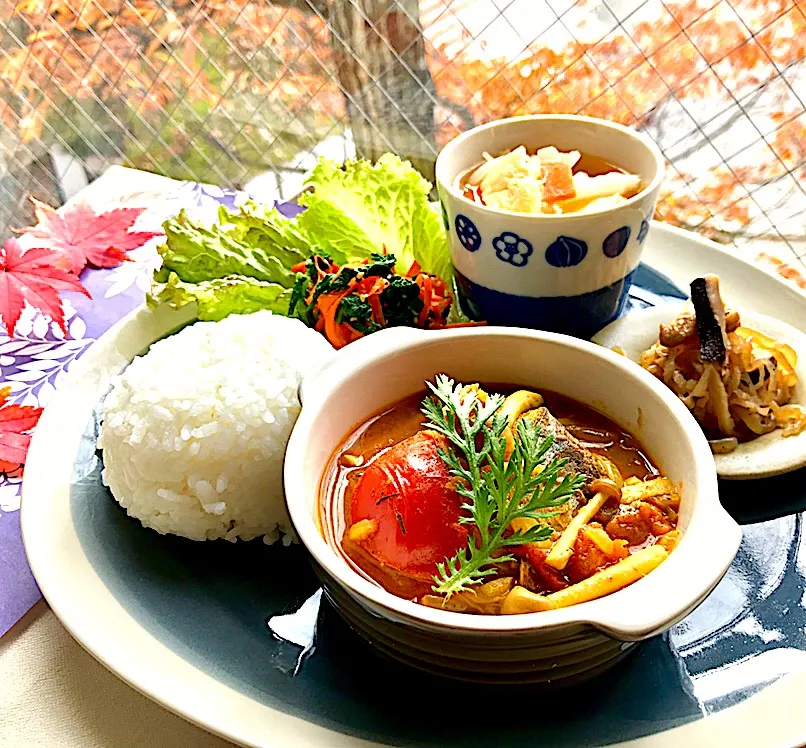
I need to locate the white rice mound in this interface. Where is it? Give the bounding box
[98,310,333,543]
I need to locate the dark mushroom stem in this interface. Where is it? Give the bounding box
[690,275,729,363]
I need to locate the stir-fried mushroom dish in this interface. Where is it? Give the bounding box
[639,275,805,453]
[321,376,681,615]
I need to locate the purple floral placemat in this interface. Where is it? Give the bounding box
[0,176,248,636]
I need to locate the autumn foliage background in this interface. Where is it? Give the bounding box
[1,0,805,271]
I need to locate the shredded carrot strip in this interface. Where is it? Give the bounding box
[341,323,364,346]
[368,294,386,326]
[356,276,386,297]
[317,290,352,349]
[431,293,451,316]
[445,321,487,328]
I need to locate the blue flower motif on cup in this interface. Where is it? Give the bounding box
[602,226,631,258]
[637,218,650,244]
[545,235,588,268]
[493,231,533,267]
[455,214,481,252]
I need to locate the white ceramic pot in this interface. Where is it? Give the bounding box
[284,326,741,684]
[435,115,665,338]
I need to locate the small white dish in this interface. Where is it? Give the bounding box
[593,306,806,480]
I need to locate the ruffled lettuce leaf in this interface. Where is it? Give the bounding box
[148,271,293,321]
[297,154,452,280]
[213,201,346,264]
[148,203,315,319]
[156,205,308,285]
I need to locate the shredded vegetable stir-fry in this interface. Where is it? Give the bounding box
[289,253,476,349]
[639,275,806,452]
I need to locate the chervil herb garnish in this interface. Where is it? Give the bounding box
[421,375,585,596]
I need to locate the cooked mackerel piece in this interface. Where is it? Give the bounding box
[521,407,612,482]
[517,407,621,532]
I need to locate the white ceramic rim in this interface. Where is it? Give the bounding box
[434,114,666,221]
[285,325,740,640]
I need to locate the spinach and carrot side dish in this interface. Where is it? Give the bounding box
[147,154,469,348]
[288,253,475,349]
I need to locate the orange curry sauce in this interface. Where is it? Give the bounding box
[320,388,662,603]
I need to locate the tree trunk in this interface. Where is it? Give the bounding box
[328,0,437,182]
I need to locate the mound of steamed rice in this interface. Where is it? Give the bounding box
[98,310,333,543]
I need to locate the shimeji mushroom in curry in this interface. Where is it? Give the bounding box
[321,376,681,615]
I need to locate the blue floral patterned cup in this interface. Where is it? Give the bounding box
[435,115,665,337]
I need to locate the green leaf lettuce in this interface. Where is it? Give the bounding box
[149,271,292,321]
[147,204,309,319]
[297,154,452,280]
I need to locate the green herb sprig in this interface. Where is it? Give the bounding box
[421,375,585,596]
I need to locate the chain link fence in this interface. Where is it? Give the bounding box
[2,0,805,267]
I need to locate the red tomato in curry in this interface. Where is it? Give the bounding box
[347,430,468,585]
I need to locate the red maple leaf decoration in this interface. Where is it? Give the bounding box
[0,237,91,337]
[0,386,43,474]
[14,197,162,274]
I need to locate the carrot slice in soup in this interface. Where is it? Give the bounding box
[542,162,576,203]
